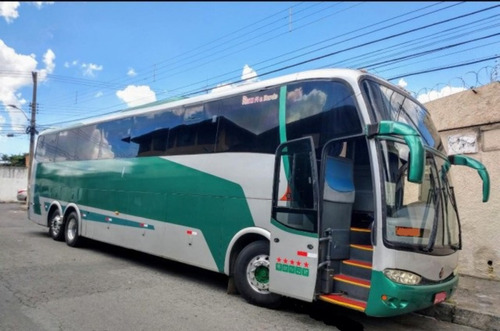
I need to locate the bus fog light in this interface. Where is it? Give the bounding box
[384,269,422,285]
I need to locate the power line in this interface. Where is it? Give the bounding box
[166,4,500,98]
[324,12,500,70]
[43,2,324,107]
[43,2,460,119]
[388,55,499,80]
[16,3,500,128]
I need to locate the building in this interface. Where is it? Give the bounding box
[425,82,500,280]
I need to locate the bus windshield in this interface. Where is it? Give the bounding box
[379,140,460,255]
[362,79,442,150]
[362,78,460,255]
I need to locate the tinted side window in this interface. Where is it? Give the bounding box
[131,110,181,157]
[35,135,49,162]
[167,105,218,155]
[286,81,362,153]
[97,118,135,159]
[55,130,78,161]
[37,133,58,162]
[207,88,280,154]
[75,125,102,160]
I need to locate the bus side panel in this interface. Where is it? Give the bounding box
[80,206,219,272]
[32,156,258,272]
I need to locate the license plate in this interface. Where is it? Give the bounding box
[434,291,447,304]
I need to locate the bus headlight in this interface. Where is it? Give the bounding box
[384,269,422,285]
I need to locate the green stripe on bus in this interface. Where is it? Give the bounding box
[81,211,156,230]
[34,157,255,272]
[279,85,290,179]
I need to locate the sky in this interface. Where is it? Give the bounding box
[0,1,499,156]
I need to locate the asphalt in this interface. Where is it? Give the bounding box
[417,274,500,330]
[8,203,499,330]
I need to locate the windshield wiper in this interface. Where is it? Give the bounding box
[424,170,441,252]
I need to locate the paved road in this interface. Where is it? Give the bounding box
[0,203,480,331]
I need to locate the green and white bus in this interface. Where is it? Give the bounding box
[28,68,490,317]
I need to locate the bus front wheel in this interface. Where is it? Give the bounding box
[234,240,281,309]
[65,211,82,247]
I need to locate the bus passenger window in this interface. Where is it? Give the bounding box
[96,118,135,159]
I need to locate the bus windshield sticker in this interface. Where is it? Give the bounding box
[241,93,278,105]
[395,226,428,237]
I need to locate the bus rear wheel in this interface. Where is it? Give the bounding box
[234,240,281,309]
[65,211,82,247]
[48,209,64,241]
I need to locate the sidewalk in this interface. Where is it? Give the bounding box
[418,274,500,330]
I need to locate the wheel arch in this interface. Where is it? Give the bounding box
[47,201,63,227]
[63,203,82,235]
[224,227,270,275]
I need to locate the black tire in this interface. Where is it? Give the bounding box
[234,240,281,309]
[48,209,65,241]
[65,211,82,247]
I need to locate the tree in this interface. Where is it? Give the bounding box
[0,154,27,167]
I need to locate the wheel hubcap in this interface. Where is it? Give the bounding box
[51,215,62,236]
[246,254,270,293]
[67,218,77,241]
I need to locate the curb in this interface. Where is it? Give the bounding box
[418,301,500,331]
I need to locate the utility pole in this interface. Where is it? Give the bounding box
[28,72,37,199]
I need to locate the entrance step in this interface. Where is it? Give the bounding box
[349,244,373,261]
[341,259,372,279]
[319,293,367,312]
[333,274,371,301]
[350,227,371,245]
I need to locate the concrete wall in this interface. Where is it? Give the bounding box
[424,82,500,280]
[0,167,28,202]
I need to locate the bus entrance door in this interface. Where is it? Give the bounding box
[270,137,320,302]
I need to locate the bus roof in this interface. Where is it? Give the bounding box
[40,68,383,135]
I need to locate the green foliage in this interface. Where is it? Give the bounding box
[0,154,27,167]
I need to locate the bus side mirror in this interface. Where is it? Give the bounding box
[367,121,425,184]
[449,155,490,202]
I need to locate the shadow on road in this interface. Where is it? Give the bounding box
[70,237,367,330]
[281,299,365,331]
[77,237,228,291]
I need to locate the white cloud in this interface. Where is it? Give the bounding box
[127,68,137,77]
[64,60,79,68]
[38,49,55,81]
[241,64,258,83]
[397,78,408,89]
[95,91,103,98]
[0,40,56,140]
[0,40,37,136]
[82,63,103,77]
[210,64,259,93]
[0,2,20,23]
[32,2,55,9]
[417,85,466,103]
[210,83,233,94]
[0,2,53,24]
[116,85,156,107]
